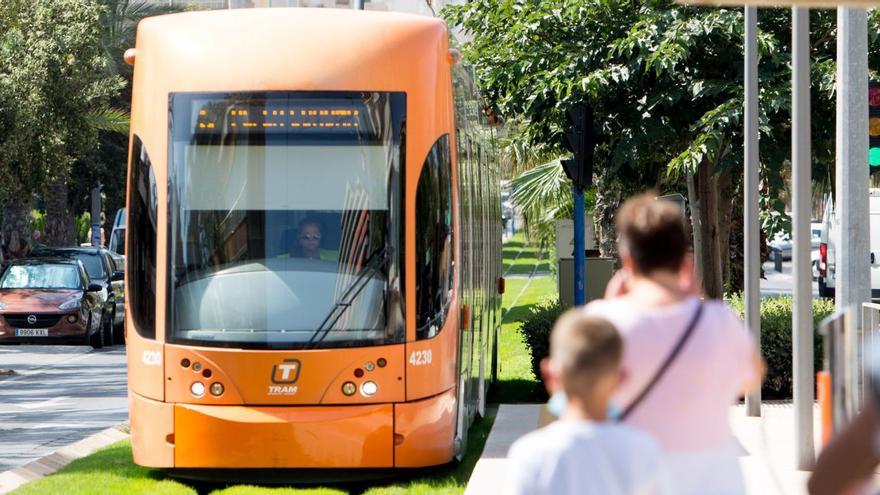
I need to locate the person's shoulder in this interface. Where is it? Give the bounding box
[508,422,580,460]
[599,423,664,457]
[701,299,752,334]
[583,298,625,319]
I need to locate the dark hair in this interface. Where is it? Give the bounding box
[616,192,688,274]
[298,216,323,232]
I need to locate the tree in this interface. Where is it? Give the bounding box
[445,1,880,297]
[0,0,124,250]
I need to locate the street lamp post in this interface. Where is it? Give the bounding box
[744,5,762,418]
[792,6,815,470]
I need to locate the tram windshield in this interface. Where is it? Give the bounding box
[168,91,405,349]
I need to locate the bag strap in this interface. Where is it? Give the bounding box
[620,302,704,420]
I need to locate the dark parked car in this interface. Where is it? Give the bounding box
[0,258,106,347]
[31,246,125,344]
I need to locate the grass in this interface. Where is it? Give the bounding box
[10,234,551,495]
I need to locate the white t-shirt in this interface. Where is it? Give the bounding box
[504,419,673,495]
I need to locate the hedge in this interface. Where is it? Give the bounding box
[518,295,836,400]
[727,294,835,398]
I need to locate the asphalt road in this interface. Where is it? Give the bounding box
[761,260,820,297]
[0,344,127,472]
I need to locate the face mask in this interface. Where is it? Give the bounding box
[546,391,623,422]
[606,402,623,421]
[547,391,567,417]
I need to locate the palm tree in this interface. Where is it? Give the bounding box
[44,1,182,246]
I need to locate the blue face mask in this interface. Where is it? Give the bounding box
[546,391,623,422]
[547,391,567,417]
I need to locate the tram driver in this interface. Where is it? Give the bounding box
[289,216,338,262]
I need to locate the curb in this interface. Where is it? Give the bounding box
[0,424,130,495]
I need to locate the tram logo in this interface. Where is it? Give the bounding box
[271,358,301,384]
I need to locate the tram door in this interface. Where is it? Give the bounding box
[454,134,475,456]
[476,149,488,417]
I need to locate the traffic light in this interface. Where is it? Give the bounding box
[561,103,596,192]
[870,83,880,173]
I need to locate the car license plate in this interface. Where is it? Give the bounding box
[15,328,48,337]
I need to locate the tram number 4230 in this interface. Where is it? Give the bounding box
[409,350,432,366]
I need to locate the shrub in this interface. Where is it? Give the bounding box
[518,298,566,384]
[727,294,835,399]
[517,294,836,401]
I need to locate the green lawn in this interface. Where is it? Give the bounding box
[11,235,552,495]
[10,418,495,495]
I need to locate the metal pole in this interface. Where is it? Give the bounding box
[792,6,815,470]
[574,184,585,306]
[352,0,364,9]
[744,5,761,418]
[90,187,101,248]
[835,7,869,410]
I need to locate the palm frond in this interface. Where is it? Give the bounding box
[86,107,130,134]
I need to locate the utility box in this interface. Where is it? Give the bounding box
[558,257,614,307]
[556,219,612,307]
[556,219,597,260]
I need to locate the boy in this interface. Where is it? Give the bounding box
[505,310,671,495]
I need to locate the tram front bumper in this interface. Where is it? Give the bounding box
[171,403,394,468]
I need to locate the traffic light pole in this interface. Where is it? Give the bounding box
[574,184,585,306]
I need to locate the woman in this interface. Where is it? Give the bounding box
[584,192,764,495]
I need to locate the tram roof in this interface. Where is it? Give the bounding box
[134,8,449,94]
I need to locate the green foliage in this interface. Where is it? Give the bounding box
[509,159,595,249]
[727,294,836,398]
[0,0,125,201]
[517,298,565,386]
[29,210,45,233]
[85,107,130,135]
[443,2,880,241]
[75,212,92,244]
[516,293,835,400]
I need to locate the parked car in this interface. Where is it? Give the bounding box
[768,223,822,261]
[0,258,106,348]
[31,246,125,344]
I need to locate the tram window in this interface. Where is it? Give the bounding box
[127,135,157,339]
[167,91,405,350]
[415,134,453,340]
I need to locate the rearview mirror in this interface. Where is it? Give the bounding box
[111,270,124,282]
[87,283,102,292]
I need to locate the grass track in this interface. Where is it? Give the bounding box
[9,234,553,495]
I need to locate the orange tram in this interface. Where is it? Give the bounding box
[125,8,503,474]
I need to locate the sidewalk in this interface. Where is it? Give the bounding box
[0,425,128,495]
[466,402,828,495]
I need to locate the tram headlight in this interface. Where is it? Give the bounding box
[191,381,206,397]
[361,381,378,397]
[342,382,357,396]
[210,382,224,397]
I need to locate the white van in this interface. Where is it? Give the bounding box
[108,207,126,255]
[819,190,880,298]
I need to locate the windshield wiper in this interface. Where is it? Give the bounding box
[306,245,391,348]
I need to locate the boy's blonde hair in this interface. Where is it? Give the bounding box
[550,309,623,393]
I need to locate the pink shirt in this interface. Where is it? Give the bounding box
[585,296,757,452]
